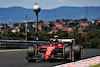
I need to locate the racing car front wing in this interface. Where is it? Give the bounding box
[26,53,70,60]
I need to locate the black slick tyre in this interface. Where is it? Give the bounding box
[72,44,82,61]
[26,45,37,62]
[63,45,71,60]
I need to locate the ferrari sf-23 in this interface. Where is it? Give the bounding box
[25,37,83,62]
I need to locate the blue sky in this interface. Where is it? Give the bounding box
[0,0,100,9]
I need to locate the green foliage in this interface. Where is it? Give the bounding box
[72,29,100,48]
[14,23,19,26]
[83,24,100,32]
[68,23,78,27]
[42,26,52,32]
[49,22,55,28]
[37,31,53,41]
[0,32,24,40]
[56,19,60,22]
[81,18,87,21]
[57,30,68,38]
[38,20,44,23]
[76,18,87,21]
[62,19,66,22]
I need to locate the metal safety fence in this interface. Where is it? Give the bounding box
[0,40,47,49]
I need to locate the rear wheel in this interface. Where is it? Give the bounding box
[72,44,83,61]
[26,45,37,62]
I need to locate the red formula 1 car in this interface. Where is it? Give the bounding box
[25,38,83,62]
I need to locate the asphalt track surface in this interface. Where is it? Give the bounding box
[0,49,100,67]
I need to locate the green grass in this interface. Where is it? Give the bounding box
[90,64,100,67]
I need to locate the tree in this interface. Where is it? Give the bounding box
[49,23,55,28]
[56,19,60,22]
[80,18,87,21]
[14,23,19,26]
[38,20,44,23]
[62,19,66,22]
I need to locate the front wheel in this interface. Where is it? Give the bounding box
[26,45,37,62]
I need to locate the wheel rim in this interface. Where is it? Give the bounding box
[72,50,74,61]
[81,49,83,59]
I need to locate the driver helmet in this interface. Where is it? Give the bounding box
[54,35,58,43]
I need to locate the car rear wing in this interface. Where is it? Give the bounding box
[50,38,75,43]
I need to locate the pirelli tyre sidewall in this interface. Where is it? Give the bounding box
[72,44,82,60]
[26,44,37,62]
[63,45,71,58]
